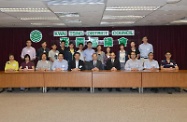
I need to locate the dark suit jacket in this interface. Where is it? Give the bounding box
[69,59,85,71]
[37,47,50,60]
[106,58,121,70]
[86,60,103,70]
[59,48,68,61]
[66,48,77,63]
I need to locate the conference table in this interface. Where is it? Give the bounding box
[43,71,92,92]
[0,71,45,92]
[92,71,142,93]
[141,70,187,93]
[0,70,187,93]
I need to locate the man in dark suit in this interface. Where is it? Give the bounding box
[37,41,50,60]
[106,52,121,92]
[69,52,85,91]
[69,52,85,71]
[106,52,121,71]
[86,53,103,71]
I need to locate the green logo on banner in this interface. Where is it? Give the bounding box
[75,37,85,47]
[118,37,128,47]
[30,30,42,43]
[60,37,69,47]
[89,37,98,48]
[104,37,113,47]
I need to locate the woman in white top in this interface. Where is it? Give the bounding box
[117,44,128,70]
[77,43,84,61]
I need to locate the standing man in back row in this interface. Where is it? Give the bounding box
[83,41,95,69]
[21,40,36,61]
[139,36,153,62]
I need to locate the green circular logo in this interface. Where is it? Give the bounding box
[30,30,42,43]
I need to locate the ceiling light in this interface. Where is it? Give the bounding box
[31,23,65,26]
[101,21,135,25]
[55,12,80,17]
[21,17,59,20]
[166,0,181,4]
[102,15,144,20]
[171,20,187,23]
[0,8,50,12]
[64,19,81,23]
[46,0,105,5]
[106,6,160,11]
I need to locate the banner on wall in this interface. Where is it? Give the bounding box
[30,30,42,43]
[54,31,67,37]
[75,37,85,47]
[103,37,113,47]
[53,30,134,36]
[69,31,84,36]
[88,37,99,47]
[112,30,135,36]
[118,37,128,46]
[60,37,69,47]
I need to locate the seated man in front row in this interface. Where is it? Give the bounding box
[144,52,159,70]
[125,51,143,92]
[125,51,143,71]
[52,53,68,71]
[105,52,121,92]
[144,52,159,93]
[69,52,85,71]
[160,51,179,94]
[105,52,121,71]
[86,53,103,71]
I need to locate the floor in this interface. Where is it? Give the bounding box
[0,89,187,122]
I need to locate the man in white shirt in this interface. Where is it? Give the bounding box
[144,52,159,70]
[125,51,143,71]
[21,40,36,61]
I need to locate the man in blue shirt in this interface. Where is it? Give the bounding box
[139,36,153,62]
[144,52,159,70]
[83,41,95,69]
[52,53,68,71]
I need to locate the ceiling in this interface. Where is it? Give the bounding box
[0,0,187,27]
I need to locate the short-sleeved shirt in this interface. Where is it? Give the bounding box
[48,50,59,61]
[83,48,95,62]
[20,61,34,69]
[144,59,159,69]
[4,60,19,71]
[161,59,177,68]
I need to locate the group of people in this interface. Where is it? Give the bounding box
[3,36,180,93]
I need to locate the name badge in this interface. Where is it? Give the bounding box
[79,65,82,68]
[43,50,46,53]
[62,65,65,68]
[56,53,58,55]
[170,62,173,65]
[13,64,16,67]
